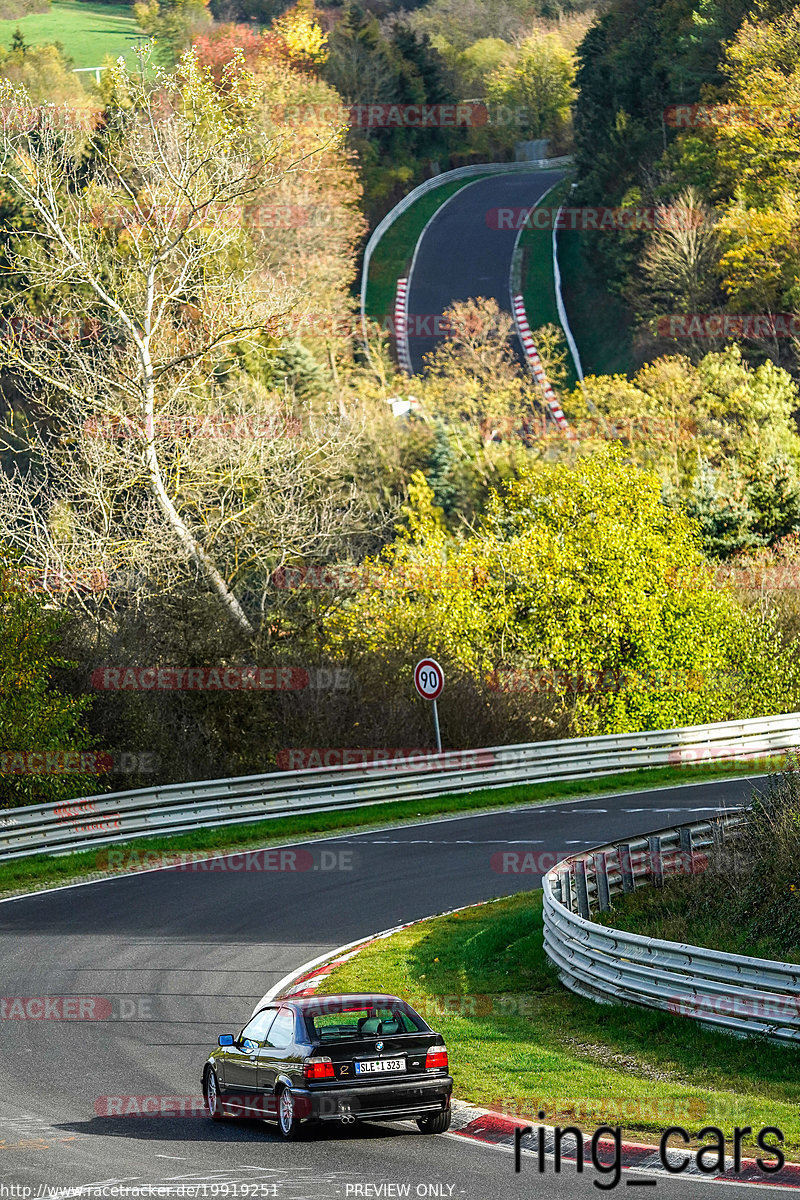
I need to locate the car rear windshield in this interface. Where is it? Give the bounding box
[303,1001,428,1042]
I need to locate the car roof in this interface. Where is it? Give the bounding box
[287,993,405,1010]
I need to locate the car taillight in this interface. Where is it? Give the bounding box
[425,1045,448,1070]
[304,1056,335,1080]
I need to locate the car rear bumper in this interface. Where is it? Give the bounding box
[297,1075,453,1122]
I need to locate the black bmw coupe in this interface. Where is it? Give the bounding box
[202,993,453,1139]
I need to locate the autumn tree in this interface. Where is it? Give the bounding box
[639,188,722,315]
[0,40,88,105]
[325,450,799,737]
[409,0,529,55]
[134,0,213,61]
[192,23,279,83]
[420,297,542,442]
[486,33,574,144]
[567,347,800,492]
[449,37,511,95]
[271,0,328,73]
[250,57,366,325]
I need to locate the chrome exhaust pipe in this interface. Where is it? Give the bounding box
[340,1113,356,1125]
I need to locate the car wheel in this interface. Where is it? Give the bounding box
[277,1087,301,1140]
[204,1068,227,1121]
[416,1110,451,1134]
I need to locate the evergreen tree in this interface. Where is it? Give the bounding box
[425,419,457,516]
[746,454,800,546]
[684,458,760,559]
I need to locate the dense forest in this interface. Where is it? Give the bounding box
[2,0,800,802]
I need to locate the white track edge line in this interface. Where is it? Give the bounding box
[0,774,763,907]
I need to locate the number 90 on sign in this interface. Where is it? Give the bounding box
[414,658,444,701]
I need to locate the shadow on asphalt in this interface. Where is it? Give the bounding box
[54,1116,419,1143]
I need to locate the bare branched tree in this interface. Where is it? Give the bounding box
[0,47,380,640]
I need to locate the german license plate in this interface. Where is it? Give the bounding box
[354,1057,405,1075]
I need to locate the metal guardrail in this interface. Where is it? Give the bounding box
[543,813,800,1044]
[0,709,798,861]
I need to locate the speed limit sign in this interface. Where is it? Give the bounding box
[414,658,444,700]
[414,658,444,752]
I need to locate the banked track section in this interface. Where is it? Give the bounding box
[405,168,567,373]
[0,774,784,1199]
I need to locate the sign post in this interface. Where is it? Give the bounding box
[413,658,444,754]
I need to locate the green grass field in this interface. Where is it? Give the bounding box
[319,890,800,1160]
[0,1,142,69]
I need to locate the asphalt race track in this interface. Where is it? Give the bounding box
[0,774,786,1198]
[405,169,566,374]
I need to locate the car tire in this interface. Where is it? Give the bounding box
[204,1068,227,1121]
[416,1110,451,1134]
[277,1087,301,1140]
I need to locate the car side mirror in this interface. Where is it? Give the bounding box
[218,1034,235,1047]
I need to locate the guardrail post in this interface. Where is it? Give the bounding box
[559,868,573,913]
[594,852,611,912]
[574,858,590,918]
[679,826,693,874]
[618,843,634,893]
[648,835,663,887]
[712,817,726,854]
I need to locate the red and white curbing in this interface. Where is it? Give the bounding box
[278,937,387,999]
[512,293,577,442]
[394,277,413,375]
[260,905,800,1190]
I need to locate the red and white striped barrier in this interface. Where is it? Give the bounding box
[512,293,577,441]
[394,277,413,375]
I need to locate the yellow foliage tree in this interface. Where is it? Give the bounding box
[271,0,328,72]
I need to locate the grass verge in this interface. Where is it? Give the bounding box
[0,1,142,68]
[0,758,771,900]
[596,878,800,965]
[365,179,476,323]
[554,228,638,378]
[596,766,800,963]
[518,187,569,312]
[316,889,800,1160]
[518,177,576,389]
